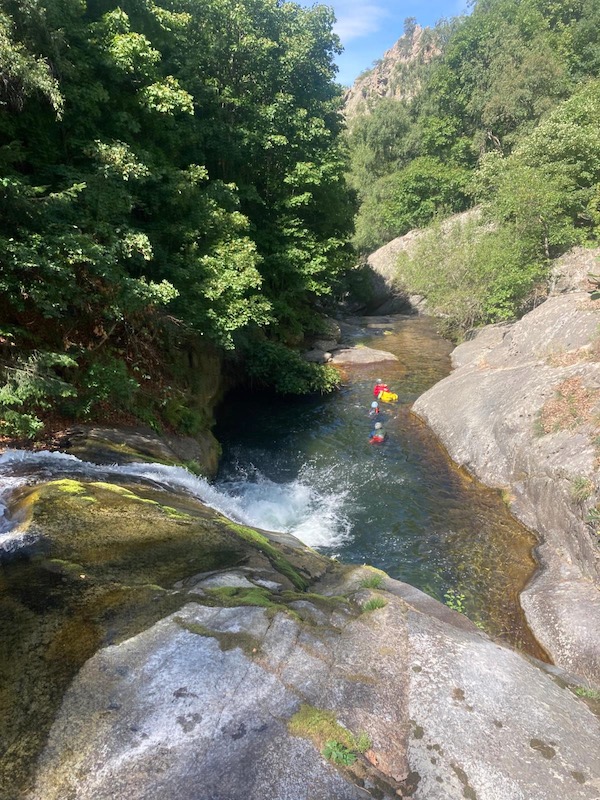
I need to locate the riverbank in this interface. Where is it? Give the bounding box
[412,249,600,682]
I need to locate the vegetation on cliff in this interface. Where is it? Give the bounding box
[347,0,600,332]
[0,0,354,437]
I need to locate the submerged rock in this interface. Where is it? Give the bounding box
[330,346,399,365]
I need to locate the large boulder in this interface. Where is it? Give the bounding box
[55,424,221,477]
[413,283,600,681]
[26,564,600,800]
[360,209,482,315]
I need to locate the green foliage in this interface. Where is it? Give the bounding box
[573,686,600,700]
[346,0,600,268]
[0,0,354,431]
[396,215,544,334]
[353,732,372,753]
[288,704,370,766]
[346,100,413,195]
[73,357,139,419]
[0,8,63,114]
[570,475,594,503]
[322,740,357,766]
[0,351,77,438]
[243,340,340,395]
[361,597,387,612]
[353,157,471,253]
[359,574,384,589]
[444,588,466,614]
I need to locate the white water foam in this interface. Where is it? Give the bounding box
[0,449,352,549]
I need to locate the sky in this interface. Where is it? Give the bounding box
[318,0,472,87]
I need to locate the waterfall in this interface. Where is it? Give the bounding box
[0,449,352,549]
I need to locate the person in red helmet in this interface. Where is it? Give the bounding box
[373,378,389,399]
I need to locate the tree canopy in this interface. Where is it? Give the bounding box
[0,0,355,435]
[347,0,600,334]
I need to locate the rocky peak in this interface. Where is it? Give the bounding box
[344,22,439,119]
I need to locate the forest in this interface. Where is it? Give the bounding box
[347,0,600,331]
[0,0,354,437]
[2,0,600,437]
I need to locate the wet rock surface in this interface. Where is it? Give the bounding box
[26,563,600,800]
[56,424,221,477]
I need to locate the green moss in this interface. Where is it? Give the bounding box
[160,505,194,520]
[48,479,88,495]
[224,521,309,590]
[19,480,245,585]
[175,617,262,655]
[204,586,277,608]
[281,590,353,616]
[288,705,356,751]
[45,479,96,503]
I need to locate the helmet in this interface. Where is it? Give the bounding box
[371,401,378,408]
[376,378,383,383]
[374,422,382,430]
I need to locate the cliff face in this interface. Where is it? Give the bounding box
[344,24,439,119]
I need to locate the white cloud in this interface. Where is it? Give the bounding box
[332,0,389,43]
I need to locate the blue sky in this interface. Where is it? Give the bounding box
[320,0,471,86]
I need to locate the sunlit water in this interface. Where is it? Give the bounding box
[0,316,544,654]
[215,316,543,655]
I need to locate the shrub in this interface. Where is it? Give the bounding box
[396,215,544,335]
[242,339,340,394]
[0,350,77,438]
[71,355,139,419]
[322,740,357,766]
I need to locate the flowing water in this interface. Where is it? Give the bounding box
[215,316,543,655]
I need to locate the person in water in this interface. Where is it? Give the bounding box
[370,421,386,443]
[373,379,389,399]
[370,401,380,416]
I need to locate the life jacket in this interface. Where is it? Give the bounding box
[370,433,385,444]
[378,390,398,403]
[373,383,388,398]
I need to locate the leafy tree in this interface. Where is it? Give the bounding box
[353,157,471,252]
[0,0,355,435]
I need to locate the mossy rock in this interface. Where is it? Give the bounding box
[14,479,244,586]
[60,425,221,478]
[2,475,338,798]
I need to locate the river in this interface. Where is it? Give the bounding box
[215,315,543,655]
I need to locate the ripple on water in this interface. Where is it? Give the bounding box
[215,315,545,658]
